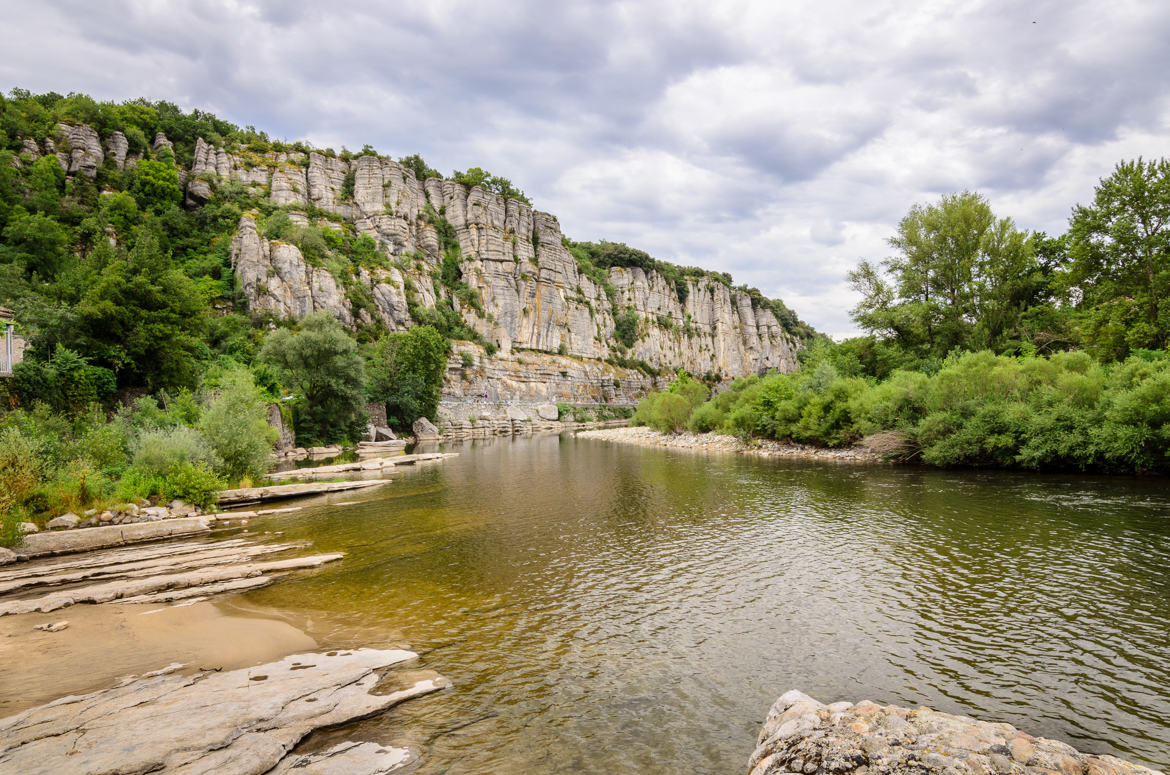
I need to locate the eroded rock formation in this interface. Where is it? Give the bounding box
[750,691,1163,775]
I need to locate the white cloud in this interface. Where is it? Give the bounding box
[2,0,1169,336]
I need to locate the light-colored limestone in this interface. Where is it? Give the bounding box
[0,649,448,775]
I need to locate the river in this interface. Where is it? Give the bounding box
[236,433,1170,773]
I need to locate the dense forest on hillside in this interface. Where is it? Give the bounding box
[634,166,1170,474]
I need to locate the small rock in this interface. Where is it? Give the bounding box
[98,511,114,523]
[0,547,17,566]
[46,513,80,530]
[18,522,39,534]
[34,621,69,632]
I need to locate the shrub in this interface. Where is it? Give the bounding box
[131,426,221,479]
[160,461,224,510]
[198,369,277,482]
[688,402,725,432]
[632,392,691,433]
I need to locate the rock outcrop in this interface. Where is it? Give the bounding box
[54,123,103,178]
[23,119,806,392]
[0,648,448,775]
[749,691,1163,775]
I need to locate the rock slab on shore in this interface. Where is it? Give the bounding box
[750,691,1164,775]
[0,648,449,775]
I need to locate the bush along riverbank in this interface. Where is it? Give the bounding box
[627,349,1170,474]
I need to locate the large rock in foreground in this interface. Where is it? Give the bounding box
[750,691,1163,775]
[0,648,449,775]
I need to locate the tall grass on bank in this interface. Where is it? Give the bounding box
[633,350,1170,473]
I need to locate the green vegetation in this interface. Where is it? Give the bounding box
[636,348,1170,473]
[635,160,1170,474]
[367,325,450,428]
[450,167,531,205]
[0,374,276,543]
[259,312,368,445]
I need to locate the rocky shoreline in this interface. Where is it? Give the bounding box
[750,691,1163,775]
[577,426,882,464]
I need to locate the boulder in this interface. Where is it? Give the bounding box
[536,403,559,421]
[506,406,529,422]
[748,691,1164,775]
[18,522,39,534]
[412,417,440,439]
[374,425,397,441]
[0,547,16,566]
[46,513,80,530]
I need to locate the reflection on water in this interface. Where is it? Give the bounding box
[240,434,1170,773]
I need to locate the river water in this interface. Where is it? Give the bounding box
[240,434,1170,773]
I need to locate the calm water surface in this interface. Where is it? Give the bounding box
[238,434,1170,773]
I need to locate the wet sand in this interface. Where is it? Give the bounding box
[0,598,316,715]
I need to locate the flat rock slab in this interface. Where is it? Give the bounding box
[14,517,212,559]
[749,691,1165,775]
[218,479,392,505]
[0,552,344,616]
[278,453,456,480]
[0,648,449,775]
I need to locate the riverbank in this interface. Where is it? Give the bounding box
[577,425,882,463]
[751,691,1164,775]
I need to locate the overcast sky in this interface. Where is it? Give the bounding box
[3,1,1169,336]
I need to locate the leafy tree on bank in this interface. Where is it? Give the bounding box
[259,312,368,445]
[367,325,449,428]
[849,192,1045,359]
[198,369,277,482]
[1067,158,1170,359]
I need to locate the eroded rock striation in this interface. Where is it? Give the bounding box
[0,648,448,775]
[750,691,1164,775]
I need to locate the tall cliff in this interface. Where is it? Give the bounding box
[19,121,804,387]
[201,140,802,378]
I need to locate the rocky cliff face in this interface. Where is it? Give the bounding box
[215,137,800,377]
[26,123,804,384]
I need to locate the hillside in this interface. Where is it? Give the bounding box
[0,91,812,413]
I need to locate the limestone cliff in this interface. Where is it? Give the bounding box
[212,138,800,377]
[27,123,805,384]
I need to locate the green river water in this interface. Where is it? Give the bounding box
[239,433,1170,773]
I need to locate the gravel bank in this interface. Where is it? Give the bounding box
[576,426,881,464]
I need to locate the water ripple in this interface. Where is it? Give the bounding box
[244,435,1170,773]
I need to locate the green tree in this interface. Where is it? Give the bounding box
[849,192,1042,358]
[1,210,70,277]
[198,369,277,482]
[367,325,450,427]
[131,159,181,213]
[259,312,368,444]
[77,228,209,389]
[1067,157,1170,358]
[27,155,64,213]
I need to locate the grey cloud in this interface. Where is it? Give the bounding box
[3,0,1167,337]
